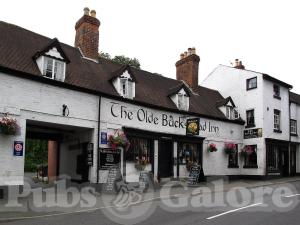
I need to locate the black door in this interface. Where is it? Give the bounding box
[290,145,297,176]
[159,140,173,178]
[281,150,289,177]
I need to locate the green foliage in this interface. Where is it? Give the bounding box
[24,139,48,172]
[99,52,141,69]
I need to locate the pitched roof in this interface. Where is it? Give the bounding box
[167,82,192,97]
[216,96,236,108]
[290,92,300,105]
[0,21,244,124]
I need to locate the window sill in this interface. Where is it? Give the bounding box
[273,95,281,100]
[245,124,256,129]
[246,87,257,91]
[291,133,298,137]
[273,129,282,133]
[243,165,258,169]
[228,165,239,168]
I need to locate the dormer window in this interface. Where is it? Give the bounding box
[110,66,136,100]
[120,77,134,99]
[33,38,70,82]
[168,83,191,111]
[226,106,239,119]
[43,56,65,81]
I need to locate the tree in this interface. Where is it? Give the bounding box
[99,52,141,69]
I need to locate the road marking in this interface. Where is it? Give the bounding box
[284,194,300,198]
[206,203,263,220]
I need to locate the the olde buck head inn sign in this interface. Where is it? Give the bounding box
[102,98,220,136]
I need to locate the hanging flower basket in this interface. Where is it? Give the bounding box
[240,145,254,157]
[224,142,237,154]
[0,115,20,136]
[108,129,130,150]
[207,143,218,152]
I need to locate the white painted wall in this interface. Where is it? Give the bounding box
[0,72,99,185]
[100,97,244,177]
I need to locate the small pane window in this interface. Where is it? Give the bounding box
[43,57,54,78]
[246,109,255,127]
[42,56,65,81]
[273,84,280,98]
[291,119,297,134]
[228,144,239,168]
[244,145,258,168]
[274,109,281,131]
[246,77,257,90]
[178,143,199,171]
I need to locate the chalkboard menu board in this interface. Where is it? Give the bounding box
[103,166,122,193]
[139,171,153,191]
[99,148,121,170]
[188,165,201,185]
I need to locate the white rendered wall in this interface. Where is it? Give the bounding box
[0,72,99,185]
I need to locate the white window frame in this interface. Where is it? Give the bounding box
[42,56,66,81]
[177,93,189,111]
[119,77,134,99]
[274,109,281,131]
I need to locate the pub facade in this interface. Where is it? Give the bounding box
[0,8,299,190]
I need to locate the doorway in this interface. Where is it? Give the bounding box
[158,140,173,178]
[281,150,289,177]
[290,145,297,176]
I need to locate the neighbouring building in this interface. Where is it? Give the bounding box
[0,8,299,190]
[202,60,300,177]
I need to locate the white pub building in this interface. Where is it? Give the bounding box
[0,8,299,191]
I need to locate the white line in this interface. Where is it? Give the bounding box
[206,203,263,220]
[284,194,300,198]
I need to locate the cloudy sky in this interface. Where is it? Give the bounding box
[1,0,300,92]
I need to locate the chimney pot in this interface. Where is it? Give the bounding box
[83,7,90,15]
[180,53,185,59]
[188,48,192,55]
[191,47,196,55]
[90,10,96,17]
[184,51,188,58]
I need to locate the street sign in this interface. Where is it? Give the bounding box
[13,141,23,156]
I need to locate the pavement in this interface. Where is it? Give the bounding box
[0,176,300,224]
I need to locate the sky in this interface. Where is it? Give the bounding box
[1,0,300,93]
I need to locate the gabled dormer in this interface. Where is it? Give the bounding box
[168,82,191,111]
[216,97,239,120]
[33,38,70,82]
[110,65,136,99]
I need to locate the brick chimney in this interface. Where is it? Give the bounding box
[175,47,200,89]
[75,7,100,60]
[233,59,245,69]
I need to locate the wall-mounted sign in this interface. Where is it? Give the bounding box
[100,132,108,144]
[244,128,263,139]
[86,143,94,166]
[13,141,23,156]
[186,118,200,135]
[99,148,121,170]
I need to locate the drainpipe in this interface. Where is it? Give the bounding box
[288,90,291,175]
[96,96,101,183]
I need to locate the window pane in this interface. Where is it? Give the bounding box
[244,145,257,168]
[247,77,257,89]
[54,61,64,81]
[43,57,53,78]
